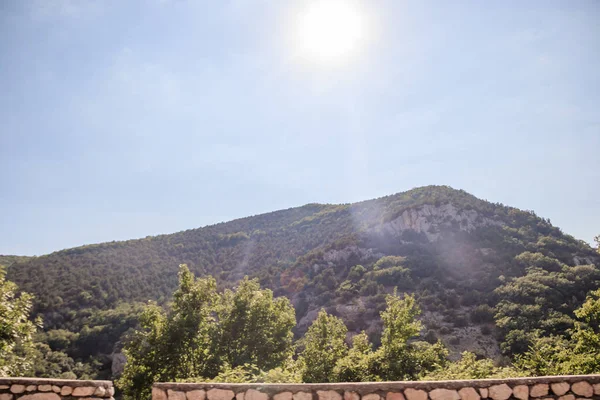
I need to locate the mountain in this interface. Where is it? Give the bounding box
[6,185,599,378]
[0,255,32,267]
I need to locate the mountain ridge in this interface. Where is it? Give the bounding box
[6,185,599,379]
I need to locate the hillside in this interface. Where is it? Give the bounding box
[7,185,599,379]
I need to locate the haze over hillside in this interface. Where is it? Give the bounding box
[3,185,599,379]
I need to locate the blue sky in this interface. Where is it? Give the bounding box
[1,0,599,256]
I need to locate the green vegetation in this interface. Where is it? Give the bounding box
[2,186,599,382]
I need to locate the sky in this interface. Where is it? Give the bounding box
[1,0,599,256]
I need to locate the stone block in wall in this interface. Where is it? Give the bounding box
[558,395,575,400]
[386,392,405,400]
[153,388,168,400]
[236,392,244,400]
[488,384,511,400]
[51,386,60,393]
[93,387,106,397]
[10,386,26,394]
[363,394,379,400]
[293,392,312,400]
[17,393,61,400]
[551,383,570,396]
[38,385,52,392]
[478,388,488,399]
[430,388,460,400]
[246,390,268,400]
[187,389,206,400]
[207,388,235,400]
[404,388,427,400]
[25,387,36,393]
[458,387,480,400]
[0,393,13,400]
[273,392,292,400]
[512,385,528,400]
[60,387,73,396]
[72,387,96,397]
[167,389,186,400]
[571,382,593,398]
[317,391,341,400]
[530,384,548,398]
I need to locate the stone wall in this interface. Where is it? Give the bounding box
[0,378,114,400]
[153,375,600,400]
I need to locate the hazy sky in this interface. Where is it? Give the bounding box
[1,0,599,256]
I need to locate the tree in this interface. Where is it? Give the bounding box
[333,332,379,382]
[377,291,447,380]
[216,277,296,371]
[0,266,40,376]
[118,265,297,399]
[298,310,348,383]
[424,352,520,380]
[516,289,600,375]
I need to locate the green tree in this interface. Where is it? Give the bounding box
[118,265,297,399]
[333,332,378,382]
[516,289,600,375]
[298,310,348,383]
[377,291,447,380]
[0,266,40,376]
[216,277,296,371]
[423,351,520,380]
[118,265,219,399]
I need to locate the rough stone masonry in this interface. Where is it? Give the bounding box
[0,378,114,400]
[152,375,600,400]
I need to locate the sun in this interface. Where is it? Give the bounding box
[295,0,366,66]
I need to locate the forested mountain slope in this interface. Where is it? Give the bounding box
[7,186,599,379]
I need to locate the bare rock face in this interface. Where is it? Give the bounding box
[512,385,529,400]
[429,389,460,400]
[530,384,548,398]
[207,389,235,400]
[376,203,503,242]
[458,387,480,400]
[317,391,342,400]
[488,384,512,400]
[111,352,127,377]
[153,388,168,400]
[404,389,427,400]
[187,390,206,400]
[571,382,593,398]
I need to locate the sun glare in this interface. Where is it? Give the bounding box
[296,0,366,66]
